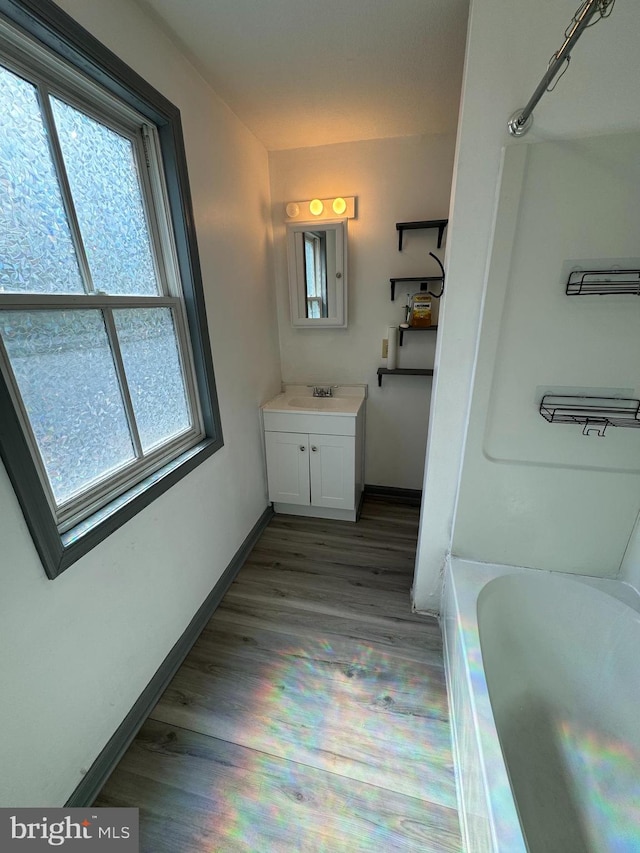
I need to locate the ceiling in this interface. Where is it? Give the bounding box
[139,0,470,151]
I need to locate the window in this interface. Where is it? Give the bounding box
[0,0,223,578]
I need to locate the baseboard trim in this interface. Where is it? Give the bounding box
[65,504,274,807]
[363,484,422,506]
[272,502,357,522]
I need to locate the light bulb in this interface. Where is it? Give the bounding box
[285,202,300,218]
[309,198,324,216]
[332,197,347,215]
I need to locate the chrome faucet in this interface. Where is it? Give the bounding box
[312,386,333,398]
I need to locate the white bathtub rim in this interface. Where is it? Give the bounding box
[442,574,499,853]
[443,556,640,853]
[441,577,474,853]
[450,555,640,610]
[445,559,527,853]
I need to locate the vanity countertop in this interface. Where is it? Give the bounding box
[261,385,366,417]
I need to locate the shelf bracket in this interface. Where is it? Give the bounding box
[389,275,443,301]
[398,324,438,346]
[396,219,448,251]
[377,368,434,386]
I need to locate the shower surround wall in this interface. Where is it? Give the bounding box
[413,0,640,611]
[269,135,456,490]
[453,132,640,575]
[621,511,640,592]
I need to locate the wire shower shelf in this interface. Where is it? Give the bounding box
[566,269,640,295]
[540,395,640,436]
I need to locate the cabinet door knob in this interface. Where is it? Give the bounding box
[299,445,305,451]
[311,446,317,452]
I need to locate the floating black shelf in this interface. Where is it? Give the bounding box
[377,368,434,387]
[390,276,443,301]
[396,219,448,251]
[540,395,640,436]
[380,220,445,387]
[566,269,640,295]
[398,324,438,346]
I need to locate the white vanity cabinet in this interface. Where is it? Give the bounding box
[261,389,365,521]
[265,431,355,510]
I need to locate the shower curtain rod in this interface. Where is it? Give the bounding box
[507,0,615,137]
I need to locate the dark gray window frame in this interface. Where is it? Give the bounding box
[0,0,223,579]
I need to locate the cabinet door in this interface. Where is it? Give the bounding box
[309,434,355,510]
[265,431,310,506]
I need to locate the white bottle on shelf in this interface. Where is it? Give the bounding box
[387,325,398,370]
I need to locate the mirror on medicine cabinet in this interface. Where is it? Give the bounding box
[287,220,347,327]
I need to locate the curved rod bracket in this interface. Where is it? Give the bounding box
[507,0,615,137]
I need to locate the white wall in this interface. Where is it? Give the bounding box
[0,0,281,806]
[269,135,456,489]
[413,0,640,610]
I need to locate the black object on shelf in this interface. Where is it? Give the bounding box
[396,220,448,251]
[539,395,640,436]
[398,325,438,346]
[390,252,445,301]
[566,269,640,295]
[377,368,434,387]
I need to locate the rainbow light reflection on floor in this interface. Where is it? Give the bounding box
[153,631,460,850]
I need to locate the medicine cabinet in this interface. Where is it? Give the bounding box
[287,219,347,328]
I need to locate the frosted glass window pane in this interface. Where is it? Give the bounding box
[0,64,84,295]
[0,310,134,504]
[50,97,160,296]
[114,308,191,451]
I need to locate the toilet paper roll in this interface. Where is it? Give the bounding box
[387,325,398,370]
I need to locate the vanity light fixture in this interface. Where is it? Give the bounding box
[284,196,356,222]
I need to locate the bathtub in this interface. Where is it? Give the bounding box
[442,557,640,853]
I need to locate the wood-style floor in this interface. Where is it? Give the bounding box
[95,498,462,852]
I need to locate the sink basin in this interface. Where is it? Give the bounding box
[287,396,348,410]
